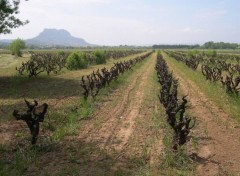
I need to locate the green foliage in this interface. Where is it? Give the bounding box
[161,134,193,174]
[58,50,65,56]
[93,50,107,64]
[78,98,93,119]
[204,50,217,57]
[187,50,199,58]
[66,51,88,70]
[0,0,29,34]
[9,38,25,57]
[202,41,239,49]
[157,50,161,55]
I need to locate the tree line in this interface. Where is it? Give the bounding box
[153,42,240,50]
[152,44,200,49]
[202,41,239,49]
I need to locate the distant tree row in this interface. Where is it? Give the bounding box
[152,44,200,49]
[202,41,239,49]
[152,42,239,50]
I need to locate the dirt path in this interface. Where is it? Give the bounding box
[68,53,164,175]
[80,57,152,151]
[163,53,240,176]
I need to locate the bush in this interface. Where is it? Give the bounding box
[187,50,199,58]
[93,50,107,64]
[58,50,65,56]
[66,52,88,70]
[205,50,217,57]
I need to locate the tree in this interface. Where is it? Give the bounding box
[0,0,29,34]
[10,38,25,56]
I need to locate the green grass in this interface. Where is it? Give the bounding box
[162,134,192,168]
[159,124,195,176]
[0,139,57,176]
[163,52,240,121]
[50,97,93,140]
[0,54,29,75]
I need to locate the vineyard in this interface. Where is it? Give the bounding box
[166,51,240,95]
[0,49,240,175]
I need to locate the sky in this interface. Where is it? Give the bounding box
[0,0,239,45]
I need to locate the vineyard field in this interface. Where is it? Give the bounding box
[0,50,240,175]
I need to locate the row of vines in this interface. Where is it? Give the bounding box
[80,51,153,99]
[15,50,145,77]
[155,52,195,150]
[166,51,240,95]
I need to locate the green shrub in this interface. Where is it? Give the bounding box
[205,50,217,57]
[93,50,107,64]
[187,50,199,58]
[66,52,88,70]
[58,50,65,56]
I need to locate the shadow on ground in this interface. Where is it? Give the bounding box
[0,136,147,176]
[0,75,82,100]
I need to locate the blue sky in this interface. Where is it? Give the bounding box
[0,0,239,45]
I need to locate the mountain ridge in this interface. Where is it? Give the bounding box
[0,28,92,47]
